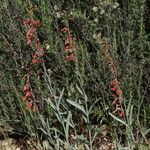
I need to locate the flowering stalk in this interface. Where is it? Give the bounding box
[95,37,125,117]
[22,18,45,111]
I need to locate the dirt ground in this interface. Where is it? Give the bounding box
[0,138,43,150]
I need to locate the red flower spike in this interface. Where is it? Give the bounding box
[22,18,45,112]
[61,25,77,63]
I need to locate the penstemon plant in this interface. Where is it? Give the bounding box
[22,18,45,111]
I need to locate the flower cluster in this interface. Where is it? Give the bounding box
[61,27,76,62]
[23,18,45,64]
[22,73,36,111]
[23,18,40,45]
[22,18,45,111]
[110,79,124,117]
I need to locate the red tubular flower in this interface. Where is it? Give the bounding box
[61,27,69,33]
[25,91,32,97]
[25,101,33,110]
[23,19,31,26]
[64,45,72,52]
[110,87,117,91]
[32,59,40,64]
[33,53,38,59]
[22,90,32,101]
[23,85,27,92]
[110,79,119,86]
